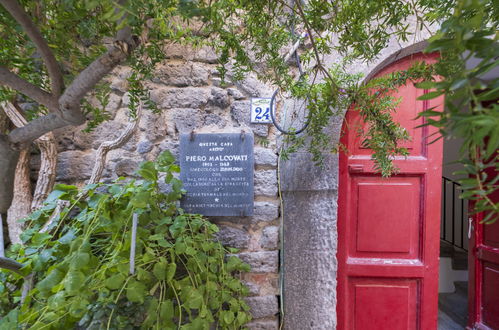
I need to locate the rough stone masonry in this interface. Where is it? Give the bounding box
[43,43,281,329]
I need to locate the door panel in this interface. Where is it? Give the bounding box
[337,53,443,330]
[468,162,499,330]
[482,264,499,329]
[351,176,421,257]
[351,279,418,330]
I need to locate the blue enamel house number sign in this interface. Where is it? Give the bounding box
[180,132,254,216]
[250,98,273,124]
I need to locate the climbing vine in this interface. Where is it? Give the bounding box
[0,151,251,329]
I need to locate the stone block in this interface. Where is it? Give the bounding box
[245,296,279,319]
[211,201,278,225]
[209,87,230,108]
[260,226,279,250]
[233,74,272,98]
[152,62,209,87]
[254,170,278,196]
[203,113,226,128]
[114,159,139,177]
[158,140,179,160]
[193,46,219,63]
[56,150,95,181]
[228,88,245,100]
[106,93,122,115]
[172,108,203,133]
[242,280,260,296]
[150,87,210,109]
[137,140,153,154]
[237,251,278,273]
[246,320,279,330]
[252,201,279,222]
[254,148,277,167]
[215,225,250,249]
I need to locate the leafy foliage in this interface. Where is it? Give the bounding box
[416,0,498,223]
[0,0,497,219]
[0,151,251,329]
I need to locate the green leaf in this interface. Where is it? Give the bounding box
[64,270,86,294]
[186,288,204,309]
[31,232,52,245]
[53,184,78,192]
[153,260,167,280]
[236,311,249,325]
[58,229,77,245]
[45,190,67,203]
[137,161,158,182]
[449,78,468,91]
[222,310,235,324]
[69,298,89,318]
[130,191,150,208]
[159,300,174,321]
[158,150,176,166]
[37,268,65,294]
[166,263,177,282]
[70,252,90,270]
[414,81,436,89]
[417,90,444,100]
[105,273,126,290]
[126,280,146,304]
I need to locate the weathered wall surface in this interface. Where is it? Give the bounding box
[40,44,281,329]
[281,30,433,329]
[34,22,434,329]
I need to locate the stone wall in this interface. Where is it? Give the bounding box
[44,44,281,329]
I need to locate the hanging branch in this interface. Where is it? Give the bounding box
[88,104,142,185]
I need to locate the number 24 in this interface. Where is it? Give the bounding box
[255,107,270,120]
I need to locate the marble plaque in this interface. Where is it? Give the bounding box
[180,132,254,216]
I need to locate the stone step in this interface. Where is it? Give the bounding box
[438,285,468,328]
[454,281,468,296]
[440,240,468,271]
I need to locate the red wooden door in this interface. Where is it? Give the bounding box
[468,160,499,329]
[337,53,444,330]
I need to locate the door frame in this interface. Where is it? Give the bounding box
[336,51,443,329]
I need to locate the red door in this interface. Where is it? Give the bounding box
[337,53,443,329]
[468,160,499,329]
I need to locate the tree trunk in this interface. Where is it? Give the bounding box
[3,102,57,243]
[6,148,31,245]
[0,136,19,214]
[32,132,57,210]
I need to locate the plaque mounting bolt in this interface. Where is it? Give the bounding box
[190,130,196,141]
[240,130,246,141]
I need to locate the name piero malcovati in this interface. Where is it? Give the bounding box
[179,132,254,217]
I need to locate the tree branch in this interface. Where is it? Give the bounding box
[0,66,59,112]
[7,32,138,147]
[59,39,138,115]
[0,256,23,273]
[0,0,64,97]
[88,103,142,184]
[8,112,68,146]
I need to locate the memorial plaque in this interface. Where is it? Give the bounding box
[180,132,254,216]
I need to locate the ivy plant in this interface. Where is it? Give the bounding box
[0,151,251,329]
